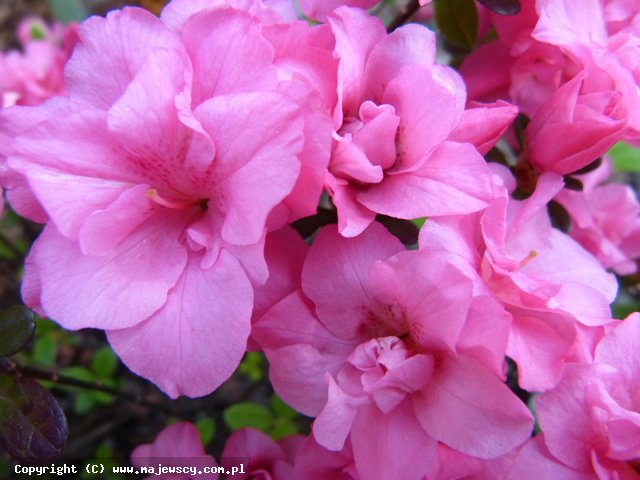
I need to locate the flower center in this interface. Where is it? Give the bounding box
[146,188,208,210]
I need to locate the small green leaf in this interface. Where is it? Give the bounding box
[435,0,478,50]
[223,402,273,432]
[95,441,114,458]
[271,395,298,420]
[30,25,46,40]
[73,391,96,415]
[612,303,637,319]
[59,366,94,384]
[412,217,426,229]
[47,0,88,23]
[0,374,68,463]
[32,336,58,367]
[91,347,118,379]
[237,351,264,382]
[0,306,35,357]
[268,418,299,440]
[608,142,640,172]
[92,388,115,406]
[195,417,216,447]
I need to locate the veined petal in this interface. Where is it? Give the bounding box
[108,250,252,398]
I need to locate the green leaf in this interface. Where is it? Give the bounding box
[59,366,94,384]
[268,418,299,440]
[0,373,68,463]
[237,351,264,382]
[223,402,273,432]
[412,217,426,229]
[91,388,115,406]
[435,0,478,50]
[608,142,640,172]
[32,336,58,367]
[195,417,216,447]
[271,395,298,419]
[30,25,46,40]
[0,306,35,357]
[612,303,637,319]
[47,0,88,23]
[73,391,96,415]
[95,441,114,458]
[91,347,118,379]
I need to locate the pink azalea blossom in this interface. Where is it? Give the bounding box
[533,314,640,478]
[298,1,381,21]
[293,434,358,480]
[461,0,640,174]
[555,157,640,275]
[160,0,299,26]
[324,7,508,237]
[0,18,77,108]
[524,68,628,175]
[3,4,333,397]
[483,435,596,480]
[131,422,219,480]
[0,18,78,219]
[420,167,618,391]
[221,428,304,480]
[603,0,640,35]
[254,223,533,480]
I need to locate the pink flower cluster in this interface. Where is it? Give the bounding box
[0,17,77,217]
[132,422,304,480]
[462,0,640,175]
[0,17,77,108]
[1,0,640,478]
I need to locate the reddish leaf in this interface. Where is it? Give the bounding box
[0,374,67,463]
[0,306,35,357]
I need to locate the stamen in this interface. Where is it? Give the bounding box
[519,250,538,268]
[146,189,198,209]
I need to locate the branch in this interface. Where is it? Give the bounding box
[387,0,422,32]
[1,359,176,415]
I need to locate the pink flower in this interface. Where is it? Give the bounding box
[461,0,640,174]
[488,435,596,479]
[131,422,219,480]
[254,224,533,480]
[420,167,618,391]
[298,1,380,21]
[4,4,333,397]
[0,18,77,108]
[555,158,640,275]
[292,434,358,480]
[0,18,78,219]
[524,69,628,175]
[160,0,299,26]
[603,0,640,35]
[221,428,304,480]
[534,314,640,478]
[324,7,507,237]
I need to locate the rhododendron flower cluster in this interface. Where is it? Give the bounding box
[2,0,640,478]
[0,17,77,217]
[462,0,640,174]
[0,17,77,108]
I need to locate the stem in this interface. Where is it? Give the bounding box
[1,359,175,415]
[387,0,421,32]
